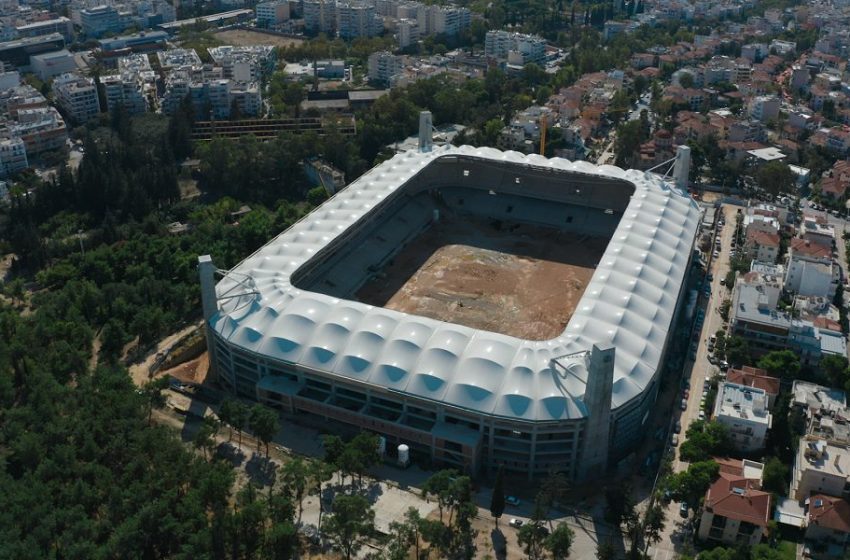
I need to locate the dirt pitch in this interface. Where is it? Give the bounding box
[355,216,608,340]
[212,29,304,48]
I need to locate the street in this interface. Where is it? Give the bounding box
[649,204,737,559]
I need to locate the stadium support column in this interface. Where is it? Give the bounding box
[673,145,691,190]
[198,255,218,382]
[418,111,433,152]
[577,343,614,481]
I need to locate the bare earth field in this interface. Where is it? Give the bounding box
[356,217,608,340]
[212,29,304,48]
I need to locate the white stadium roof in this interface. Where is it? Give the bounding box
[212,145,701,422]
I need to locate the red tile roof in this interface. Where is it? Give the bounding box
[706,471,772,527]
[813,316,842,333]
[746,228,780,248]
[726,367,780,396]
[821,176,849,198]
[809,495,850,534]
[791,237,832,259]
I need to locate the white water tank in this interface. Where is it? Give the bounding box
[397,444,410,467]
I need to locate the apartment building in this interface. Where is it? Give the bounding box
[367,51,403,85]
[731,282,847,364]
[80,5,123,38]
[748,95,780,123]
[698,458,771,546]
[416,4,470,36]
[162,66,260,120]
[744,229,780,264]
[336,2,382,39]
[53,73,100,123]
[0,136,27,176]
[725,367,780,408]
[713,383,772,453]
[303,0,336,34]
[208,45,276,81]
[397,18,419,48]
[785,238,840,300]
[9,107,68,154]
[485,30,546,66]
[157,48,202,70]
[255,0,290,26]
[101,73,147,115]
[793,438,850,501]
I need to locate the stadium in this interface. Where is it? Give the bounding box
[199,143,701,481]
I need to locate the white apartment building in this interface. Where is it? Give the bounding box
[53,73,100,124]
[800,213,836,248]
[10,107,68,154]
[256,0,290,26]
[398,18,419,48]
[416,4,470,36]
[230,82,262,117]
[745,229,780,264]
[785,238,840,300]
[162,66,260,119]
[208,45,276,81]
[157,48,202,70]
[748,95,780,123]
[484,30,546,66]
[368,51,403,85]
[190,79,231,120]
[0,136,27,177]
[713,383,772,453]
[336,2,381,39]
[304,0,336,34]
[792,438,850,500]
[80,5,122,37]
[101,73,147,115]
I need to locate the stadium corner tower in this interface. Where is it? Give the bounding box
[199,140,700,481]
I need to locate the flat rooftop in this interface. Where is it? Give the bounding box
[715,382,771,424]
[799,438,850,478]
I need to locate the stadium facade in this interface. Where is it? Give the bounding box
[199,144,700,480]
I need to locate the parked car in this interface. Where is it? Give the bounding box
[698,411,706,421]
[506,496,521,507]
[680,502,689,518]
[680,399,688,411]
[509,518,523,528]
[671,434,679,446]
[674,420,682,433]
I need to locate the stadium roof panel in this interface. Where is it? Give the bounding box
[212,145,701,421]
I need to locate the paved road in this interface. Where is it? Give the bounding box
[649,203,739,559]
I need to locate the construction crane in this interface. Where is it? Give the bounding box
[539,115,547,156]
